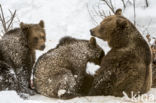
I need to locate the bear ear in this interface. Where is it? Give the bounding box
[89,37,96,46]
[39,20,44,28]
[20,22,29,29]
[116,19,128,28]
[115,8,122,15]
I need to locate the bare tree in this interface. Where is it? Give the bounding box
[0,4,16,34]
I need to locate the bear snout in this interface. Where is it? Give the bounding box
[40,44,46,50]
[90,29,95,36]
[153,59,156,64]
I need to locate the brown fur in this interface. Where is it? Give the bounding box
[20,20,46,51]
[115,8,122,15]
[151,43,156,87]
[89,9,152,97]
[0,20,46,95]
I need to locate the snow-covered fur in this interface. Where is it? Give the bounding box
[0,61,18,91]
[34,36,104,99]
[0,20,46,95]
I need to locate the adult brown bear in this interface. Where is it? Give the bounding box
[89,9,152,97]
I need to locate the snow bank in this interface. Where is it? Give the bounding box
[0,91,45,103]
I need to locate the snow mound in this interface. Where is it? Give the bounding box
[0,91,45,103]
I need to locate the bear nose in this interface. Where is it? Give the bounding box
[40,45,45,50]
[90,29,94,36]
[153,59,156,64]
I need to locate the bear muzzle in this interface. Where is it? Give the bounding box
[40,44,46,50]
[90,29,95,36]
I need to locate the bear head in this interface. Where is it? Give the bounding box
[20,20,46,51]
[90,9,134,48]
[88,37,105,65]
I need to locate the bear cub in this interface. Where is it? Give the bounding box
[34,36,104,99]
[0,20,46,95]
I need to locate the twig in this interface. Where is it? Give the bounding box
[7,9,16,30]
[137,18,152,35]
[121,0,126,9]
[102,0,115,14]
[133,0,136,26]
[97,3,106,18]
[109,0,114,11]
[87,4,98,25]
[93,6,104,20]
[0,4,7,33]
[102,10,107,18]
[0,4,17,34]
[145,0,149,7]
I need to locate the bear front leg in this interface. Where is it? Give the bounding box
[56,70,82,99]
[88,70,113,96]
[35,68,81,99]
[79,73,94,95]
[0,61,19,91]
[16,67,36,95]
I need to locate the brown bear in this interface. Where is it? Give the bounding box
[0,20,46,95]
[33,36,104,99]
[89,9,152,97]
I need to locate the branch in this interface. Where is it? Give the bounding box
[87,4,98,25]
[102,0,115,14]
[97,4,106,18]
[133,0,136,26]
[0,4,17,34]
[0,4,7,33]
[121,0,126,9]
[109,0,115,12]
[7,9,16,30]
[145,0,149,7]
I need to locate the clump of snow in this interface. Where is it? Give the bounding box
[86,63,100,75]
[58,89,66,97]
[74,75,78,78]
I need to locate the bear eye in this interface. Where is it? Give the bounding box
[99,27,104,33]
[42,36,45,41]
[34,37,38,43]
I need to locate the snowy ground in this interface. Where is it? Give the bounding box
[0,0,156,103]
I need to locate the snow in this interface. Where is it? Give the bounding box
[58,89,66,97]
[0,91,44,103]
[0,90,156,103]
[0,0,156,103]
